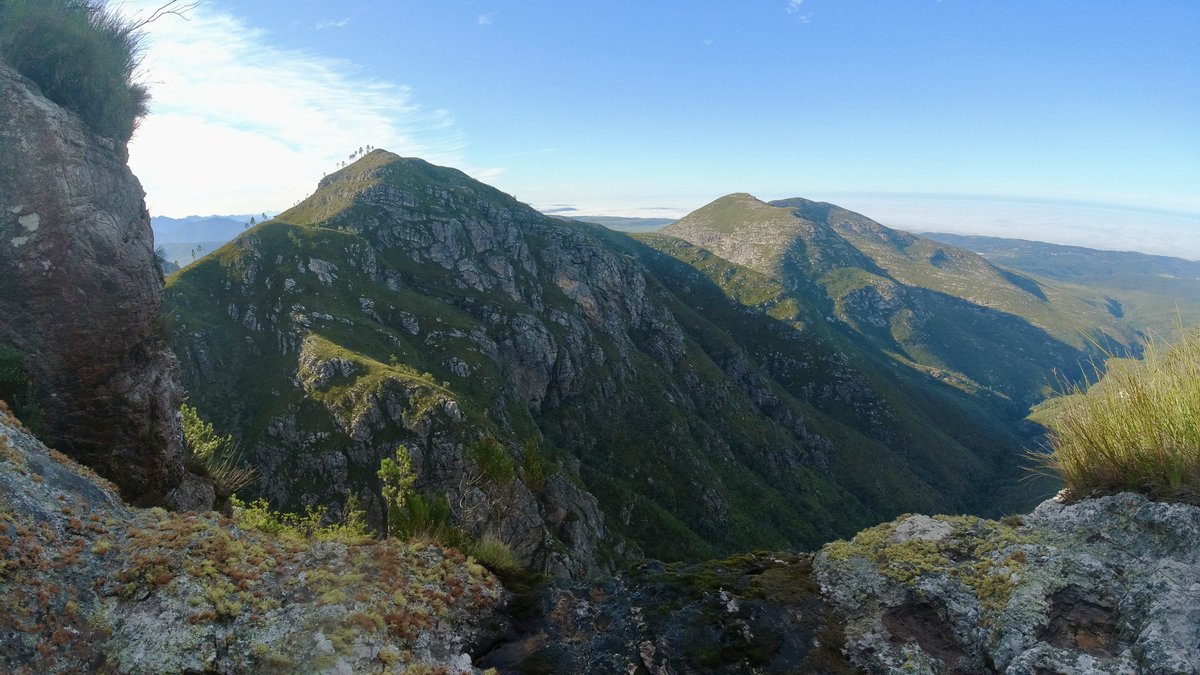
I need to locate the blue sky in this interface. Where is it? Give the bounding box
[122,1,1200,257]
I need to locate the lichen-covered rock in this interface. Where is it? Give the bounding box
[0,60,185,505]
[814,494,1200,674]
[0,406,500,673]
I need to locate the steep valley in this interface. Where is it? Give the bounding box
[163,151,1163,573]
[4,7,1199,669]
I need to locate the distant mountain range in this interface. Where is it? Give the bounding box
[152,214,277,267]
[922,232,1200,333]
[162,152,1197,572]
[152,214,260,243]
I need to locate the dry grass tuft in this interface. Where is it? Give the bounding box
[1032,323,1200,503]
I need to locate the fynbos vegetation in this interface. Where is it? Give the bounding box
[181,404,256,501]
[0,0,155,140]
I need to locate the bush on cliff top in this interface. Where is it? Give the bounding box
[0,0,148,141]
[1036,324,1200,503]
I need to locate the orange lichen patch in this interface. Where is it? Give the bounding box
[0,400,23,429]
[0,435,26,470]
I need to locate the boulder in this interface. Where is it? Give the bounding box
[815,494,1200,674]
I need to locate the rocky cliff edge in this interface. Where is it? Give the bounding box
[0,59,186,506]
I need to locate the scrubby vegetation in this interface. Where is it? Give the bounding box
[180,403,256,500]
[229,494,371,544]
[0,0,150,141]
[1035,325,1200,503]
[378,444,521,575]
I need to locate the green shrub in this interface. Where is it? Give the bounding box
[377,445,415,537]
[467,437,515,486]
[520,438,547,493]
[465,534,520,575]
[0,0,149,141]
[0,344,41,434]
[181,404,256,498]
[1033,324,1200,503]
[229,495,371,545]
[389,491,461,545]
[0,344,23,385]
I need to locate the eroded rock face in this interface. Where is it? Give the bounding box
[0,61,185,505]
[815,493,1200,674]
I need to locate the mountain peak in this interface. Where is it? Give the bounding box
[316,150,461,191]
[662,192,792,238]
[280,150,525,229]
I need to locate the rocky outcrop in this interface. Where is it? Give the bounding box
[0,405,500,673]
[281,334,609,579]
[815,493,1200,674]
[471,493,1199,674]
[6,390,1196,673]
[0,60,185,505]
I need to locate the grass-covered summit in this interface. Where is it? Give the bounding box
[664,194,1143,406]
[165,152,1155,569]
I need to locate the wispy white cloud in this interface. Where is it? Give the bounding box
[785,0,812,22]
[315,17,351,30]
[477,12,496,26]
[118,2,472,216]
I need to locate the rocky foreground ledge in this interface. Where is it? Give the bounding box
[3,399,1196,674]
[0,407,500,673]
[474,493,1198,674]
[815,495,1200,674]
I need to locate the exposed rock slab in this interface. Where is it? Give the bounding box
[815,494,1200,674]
[477,552,854,673]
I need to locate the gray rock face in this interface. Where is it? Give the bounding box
[815,493,1200,674]
[0,61,185,504]
[169,157,693,576]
